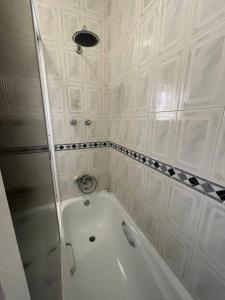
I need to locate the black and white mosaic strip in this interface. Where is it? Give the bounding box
[55,141,110,151]
[110,142,225,205]
[0,145,49,156]
[55,140,225,205]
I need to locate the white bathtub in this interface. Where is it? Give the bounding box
[61,191,193,300]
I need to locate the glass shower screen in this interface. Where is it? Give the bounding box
[0,1,61,299]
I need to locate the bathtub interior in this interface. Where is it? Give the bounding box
[61,192,193,300]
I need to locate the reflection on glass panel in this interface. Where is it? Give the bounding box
[0,1,61,299]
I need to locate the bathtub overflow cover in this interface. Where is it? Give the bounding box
[89,236,96,243]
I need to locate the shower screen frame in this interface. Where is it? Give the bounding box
[30,0,62,233]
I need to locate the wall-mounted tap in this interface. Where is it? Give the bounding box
[70,119,77,126]
[85,119,91,126]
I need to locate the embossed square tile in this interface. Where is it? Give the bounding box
[150,111,177,164]
[160,0,191,52]
[180,24,225,110]
[173,108,223,177]
[191,0,225,35]
[194,197,225,275]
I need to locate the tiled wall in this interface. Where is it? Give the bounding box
[105,1,225,299]
[36,0,107,199]
[37,0,225,298]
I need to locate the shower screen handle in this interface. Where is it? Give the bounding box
[121,221,136,248]
[66,242,76,276]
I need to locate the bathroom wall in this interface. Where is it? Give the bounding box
[36,0,107,199]
[105,1,225,300]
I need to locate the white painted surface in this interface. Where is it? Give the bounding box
[61,191,193,300]
[0,171,31,300]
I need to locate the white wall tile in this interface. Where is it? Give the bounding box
[154,48,184,112]
[128,191,142,226]
[55,152,69,178]
[191,0,225,35]
[150,111,176,164]
[86,56,102,86]
[147,169,168,214]
[126,0,140,31]
[84,0,101,15]
[124,79,135,113]
[132,116,149,153]
[120,118,132,147]
[58,176,76,200]
[67,86,84,113]
[85,117,102,140]
[132,160,148,198]
[48,83,64,113]
[44,45,62,81]
[180,24,225,110]
[86,88,102,114]
[87,149,104,169]
[126,31,138,74]
[115,2,125,46]
[62,10,80,46]
[141,0,154,15]
[186,252,225,300]
[140,201,162,251]
[140,11,158,64]
[166,180,204,243]
[194,197,225,276]
[211,113,225,185]
[162,227,193,282]
[119,154,133,187]
[37,3,60,42]
[62,0,80,9]
[64,49,82,83]
[160,0,190,52]
[135,68,154,112]
[173,109,223,177]
[52,116,68,143]
[69,150,86,175]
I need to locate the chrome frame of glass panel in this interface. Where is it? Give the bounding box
[30,0,62,234]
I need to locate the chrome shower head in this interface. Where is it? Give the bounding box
[72,25,100,54]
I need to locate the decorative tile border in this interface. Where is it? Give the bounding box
[55,140,225,205]
[0,145,49,156]
[110,142,225,205]
[55,141,110,151]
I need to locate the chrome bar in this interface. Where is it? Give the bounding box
[121,221,136,248]
[66,242,76,276]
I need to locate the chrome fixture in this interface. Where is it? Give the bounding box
[70,119,77,126]
[72,25,100,55]
[85,119,91,126]
[65,242,76,276]
[84,199,90,206]
[76,174,97,194]
[122,221,136,248]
